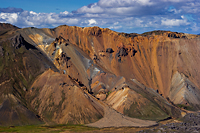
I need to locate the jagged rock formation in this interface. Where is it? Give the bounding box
[0,23,200,127]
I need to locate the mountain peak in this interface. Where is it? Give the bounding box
[0,23,19,30]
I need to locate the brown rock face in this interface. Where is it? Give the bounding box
[1,23,200,126]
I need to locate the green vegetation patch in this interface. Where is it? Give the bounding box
[106,91,112,98]
[0,124,99,133]
[124,101,169,121]
[0,125,49,133]
[45,124,99,132]
[177,104,194,111]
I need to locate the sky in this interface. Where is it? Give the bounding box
[0,0,200,34]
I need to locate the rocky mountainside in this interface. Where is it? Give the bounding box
[0,23,200,127]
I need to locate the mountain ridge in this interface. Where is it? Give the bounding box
[0,23,200,127]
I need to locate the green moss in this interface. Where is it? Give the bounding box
[22,78,28,87]
[177,104,194,111]
[45,124,99,132]
[43,108,54,121]
[28,74,34,83]
[124,101,169,121]
[106,91,112,98]
[0,125,61,133]
[17,47,26,54]
[0,124,99,133]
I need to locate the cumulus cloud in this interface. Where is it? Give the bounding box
[76,3,104,14]
[109,25,122,30]
[88,19,98,25]
[182,2,200,14]
[98,0,154,8]
[76,0,163,16]
[161,17,190,26]
[0,0,200,34]
[0,13,18,23]
[0,10,79,27]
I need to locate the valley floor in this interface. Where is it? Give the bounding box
[0,125,156,133]
[0,118,186,133]
[1,113,200,133]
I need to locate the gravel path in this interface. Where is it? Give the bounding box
[87,105,158,128]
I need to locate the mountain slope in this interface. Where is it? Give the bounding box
[28,69,104,124]
[0,31,58,125]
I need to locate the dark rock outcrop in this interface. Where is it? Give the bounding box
[106,48,114,53]
[117,47,128,57]
[139,113,200,133]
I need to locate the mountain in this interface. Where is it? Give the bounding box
[0,23,200,127]
[0,25,58,125]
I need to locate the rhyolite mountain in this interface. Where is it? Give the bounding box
[0,23,200,126]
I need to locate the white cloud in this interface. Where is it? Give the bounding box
[77,3,104,14]
[88,19,97,25]
[109,25,122,30]
[60,11,69,15]
[190,23,200,31]
[0,0,200,34]
[134,18,144,27]
[161,16,190,26]
[182,2,200,14]
[67,18,79,25]
[98,0,154,7]
[168,8,182,14]
[82,13,100,18]
[0,13,18,23]
[0,10,80,27]
[30,11,37,15]
[161,0,195,2]
[76,0,158,16]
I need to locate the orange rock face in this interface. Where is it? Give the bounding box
[49,26,200,111]
[50,26,200,98]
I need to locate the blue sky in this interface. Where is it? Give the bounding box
[0,0,200,34]
[0,0,99,13]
